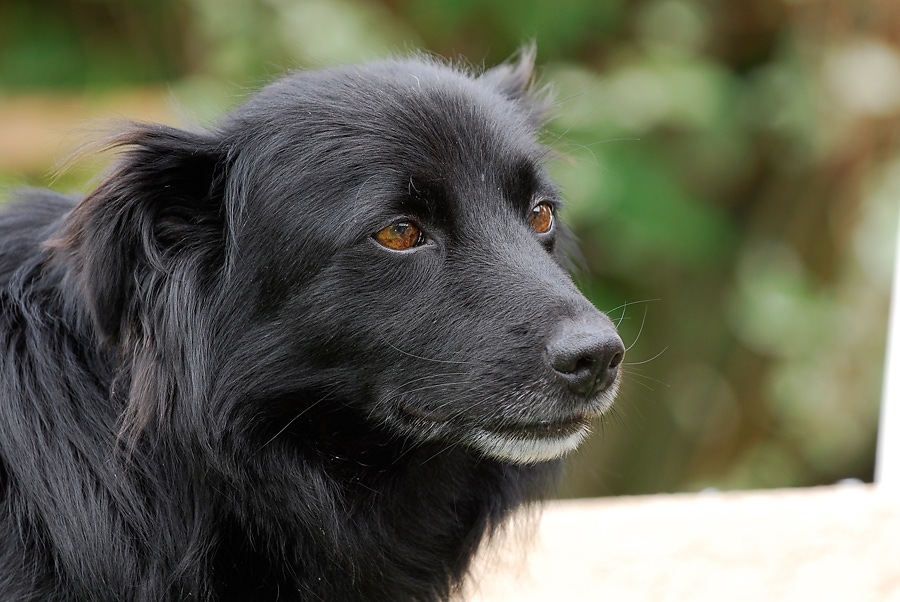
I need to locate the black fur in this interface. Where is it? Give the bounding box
[0,50,623,601]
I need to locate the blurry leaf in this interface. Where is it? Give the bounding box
[266,0,419,65]
[729,242,831,357]
[636,0,709,57]
[559,145,737,272]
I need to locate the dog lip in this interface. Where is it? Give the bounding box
[487,415,589,439]
[399,405,590,440]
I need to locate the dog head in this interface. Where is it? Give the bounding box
[54,49,623,465]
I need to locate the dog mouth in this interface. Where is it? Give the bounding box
[398,403,593,464]
[398,405,587,437]
[471,417,593,464]
[486,415,590,440]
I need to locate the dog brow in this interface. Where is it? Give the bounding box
[502,158,543,209]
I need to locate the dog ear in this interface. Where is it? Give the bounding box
[49,124,227,342]
[479,44,538,100]
[479,44,551,124]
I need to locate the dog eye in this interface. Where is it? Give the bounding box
[529,201,554,235]
[374,221,425,251]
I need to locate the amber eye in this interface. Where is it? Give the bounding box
[374,221,424,251]
[529,201,554,235]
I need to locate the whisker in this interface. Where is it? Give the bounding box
[391,434,430,464]
[621,366,669,384]
[397,380,474,397]
[625,305,648,352]
[252,389,338,456]
[381,372,470,397]
[624,346,668,366]
[415,388,485,416]
[419,440,463,466]
[405,378,472,391]
[624,378,656,392]
[384,342,475,365]
[621,370,668,391]
[605,298,660,319]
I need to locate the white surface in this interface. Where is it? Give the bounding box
[461,485,900,602]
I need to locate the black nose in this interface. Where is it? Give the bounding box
[546,319,625,397]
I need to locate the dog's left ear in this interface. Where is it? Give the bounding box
[479,45,540,98]
[479,44,550,124]
[49,124,228,342]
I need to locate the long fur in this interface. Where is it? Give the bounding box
[0,50,621,601]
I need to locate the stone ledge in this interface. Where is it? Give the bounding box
[462,484,900,601]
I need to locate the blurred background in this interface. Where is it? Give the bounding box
[1,0,897,498]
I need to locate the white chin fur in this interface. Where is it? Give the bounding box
[469,422,592,464]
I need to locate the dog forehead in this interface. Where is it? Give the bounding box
[378,65,540,164]
[226,60,551,244]
[241,60,541,166]
[356,64,548,200]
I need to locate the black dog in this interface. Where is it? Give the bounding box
[0,49,623,601]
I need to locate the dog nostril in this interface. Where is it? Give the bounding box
[546,325,625,397]
[572,355,597,375]
[609,350,623,370]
